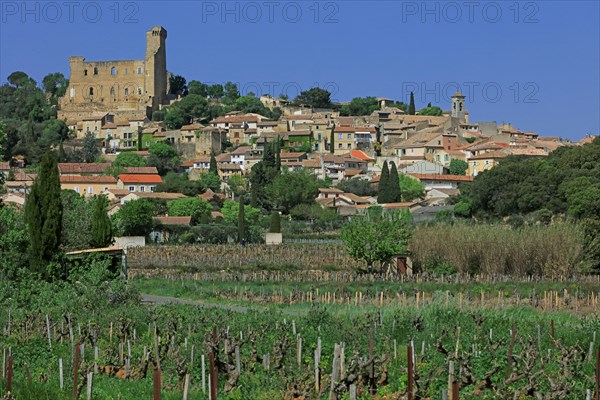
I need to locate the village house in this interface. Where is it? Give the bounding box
[116,174,162,192]
[218,163,243,181]
[467,150,509,176]
[408,173,473,191]
[60,175,118,196]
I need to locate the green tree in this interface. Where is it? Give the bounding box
[167,197,212,225]
[269,170,321,212]
[148,142,180,175]
[449,159,468,175]
[91,195,113,248]
[269,211,281,233]
[198,172,221,192]
[388,162,401,202]
[0,207,29,279]
[341,210,412,269]
[336,177,376,196]
[227,174,248,197]
[293,87,333,109]
[223,81,240,104]
[221,200,260,225]
[24,152,63,279]
[399,173,425,202]
[408,91,416,115]
[188,80,209,97]
[169,74,188,96]
[7,71,32,88]
[82,132,100,162]
[61,190,93,251]
[329,124,335,154]
[418,106,443,116]
[113,199,156,237]
[208,84,224,99]
[340,97,380,116]
[237,198,246,242]
[164,109,187,130]
[209,152,218,174]
[115,152,147,167]
[377,161,390,203]
[42,72,69,99]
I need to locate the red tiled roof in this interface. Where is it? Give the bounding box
[348,150,374,161]
[409,174,473,182]
[153,216,192,225]
[59,163,111,174]
[117,174,162,184]
[124,167,159,174]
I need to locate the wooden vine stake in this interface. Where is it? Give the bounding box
[73,342,80,399]
[6,355,13,394]
[506,325,517,380]
[407,344,414,400]
[595,346,599,400]
[153,367,161,400]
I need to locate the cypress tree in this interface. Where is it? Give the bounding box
[388,162,401,203]
[91,195,113,248]
[274,137,281,172]
[209,152,218,175]
[24,151,63,279]
[377,160,390,204]
[269,211,281,233]
[408,92,416,115]
[329,123,336,154]
[237,199,246,243]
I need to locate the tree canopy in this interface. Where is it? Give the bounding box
[341,209,412,268]
[293,87,333,109]
[340,97,380,116]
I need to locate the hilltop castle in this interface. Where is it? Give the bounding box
[58,26,169,123]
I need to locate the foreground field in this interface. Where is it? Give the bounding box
[1,273,599,399]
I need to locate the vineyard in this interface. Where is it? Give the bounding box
[1,271,600,399]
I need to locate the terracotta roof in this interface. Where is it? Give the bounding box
[181,123,204,131]
[219,163,242,171]
[199,189,226,201]
[344,169,363,176]
[232,146,252,155]
[215,153,231,162]
[508,148,548,157]
[281,115,314,120]
[380,202,418,208]
[60,175,117,184]
[409,174,474,182]
[153,216,192,225]
[59,163,111,174]
[280,152,306,159]
[124,166,159,174]
[211,115,261,123]
[468,151,509,161]
[319,188,344,194]
[104,189,131,197]
[348,150,374,161]
[127,192,186,200]
[342,193,370,203]
[211,211,224,219]
[117,174,163,184]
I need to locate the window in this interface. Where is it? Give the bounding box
[128,186,135,192]
[110,87,115,96]
[104,187,109,191]
[94,126,98,131]
[87,187,93,194]
[401,149,406,155]
[444,155,449,161]
[347,143,351,149]
[111,67,116,75]
[74,186,79,193]
[410,149,414,154]
[138,87,142,95]
[137,67,142,75]
[347,134,351,139]
[150,186,156,192]
[436,155,440,161]
[484,160,490,166]
[84,69,88,76]
[124,88,129,96]
[338,144,342,149]
[86,127,90,133]
[438,140,441,145]
[93,67,98,75]
[70,88,75,98]
[89,87,94,96]
[140,186,145,192]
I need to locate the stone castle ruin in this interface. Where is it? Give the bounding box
[58,26,169,122]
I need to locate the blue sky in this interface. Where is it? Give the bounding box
[1,1,598,140]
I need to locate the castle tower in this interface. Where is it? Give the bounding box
[451,90,466,120]
[145,26,168,113]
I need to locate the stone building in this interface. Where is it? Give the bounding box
[59,26,169,123]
